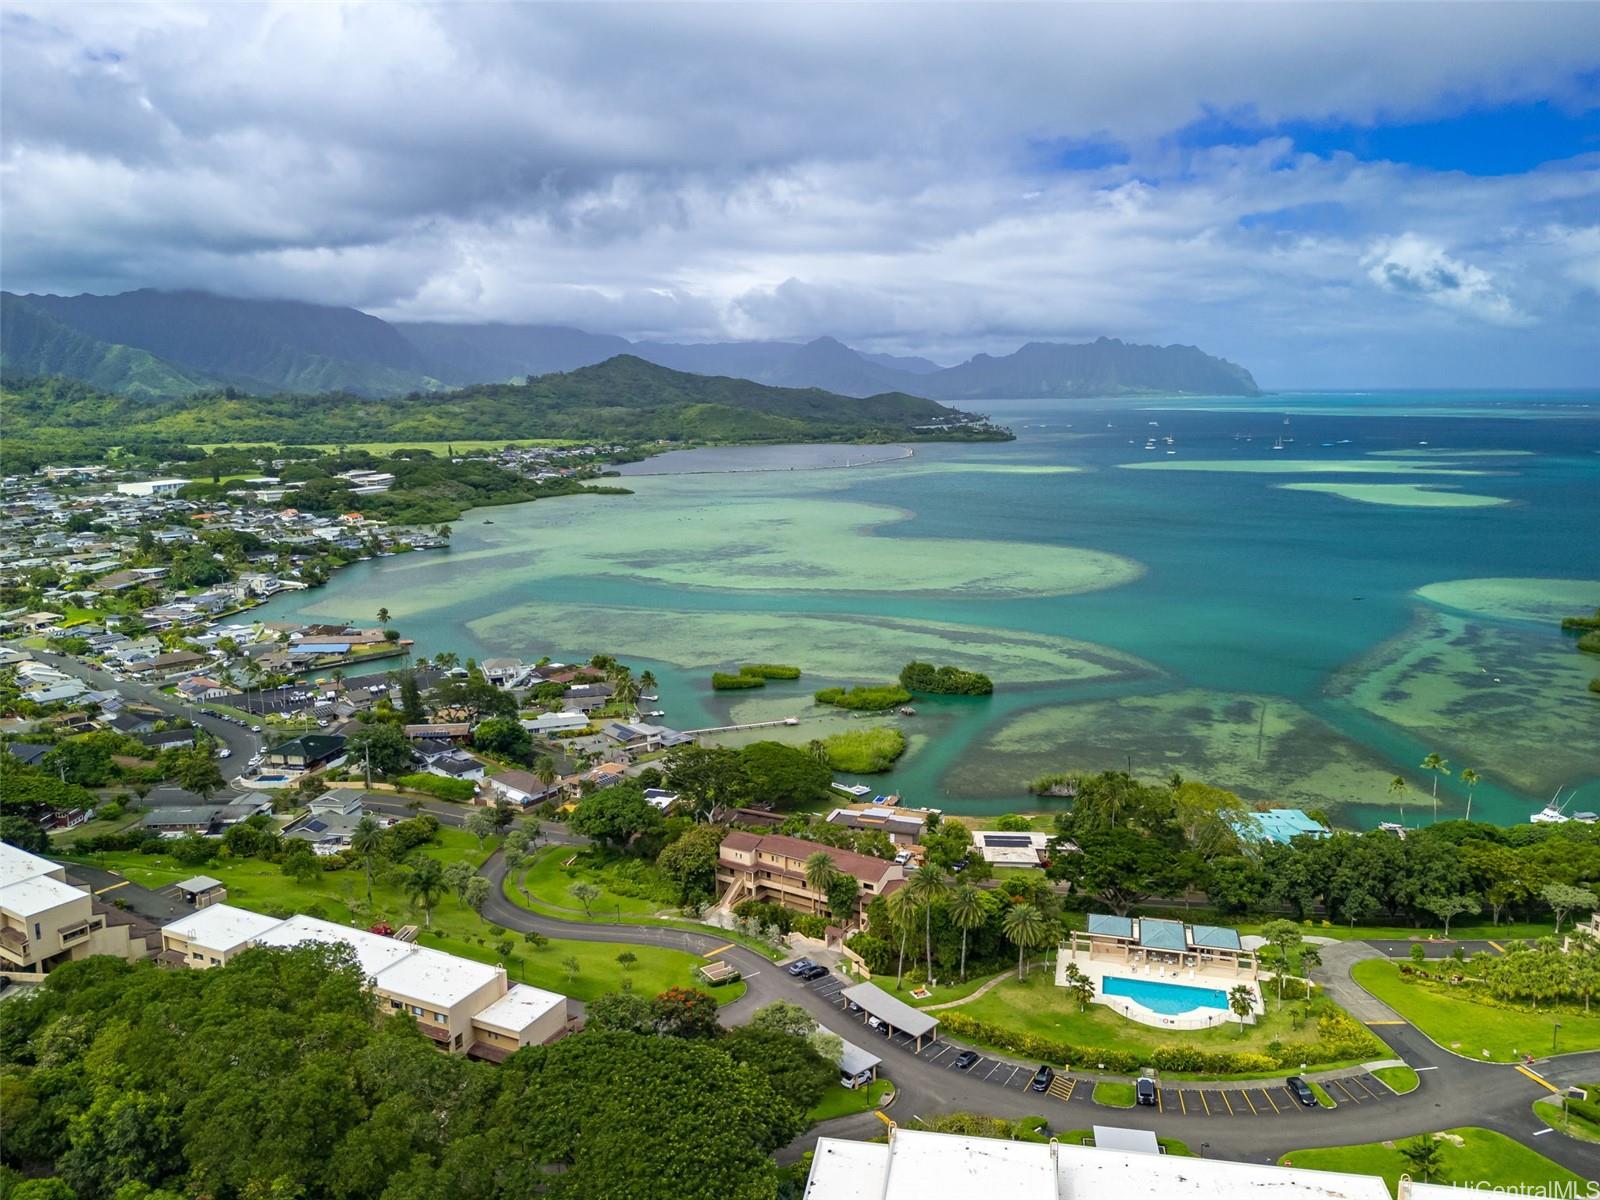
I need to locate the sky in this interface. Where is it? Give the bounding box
[2,3,1598,389]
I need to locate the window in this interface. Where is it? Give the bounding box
[434,1012,446,1024]
[192,950,203,960]
[412,1005,422,1017]
[33,923,40,941]
[210,957,219,965]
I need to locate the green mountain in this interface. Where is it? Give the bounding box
[2,355,996,459]
[0,293,219,400]
[915,337,1259,400]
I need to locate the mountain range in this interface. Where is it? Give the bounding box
[0,288,1260,401]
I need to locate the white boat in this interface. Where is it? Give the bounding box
[1378,821,1407,839]
[1573,812,1598,825]
[1530,805,1569,825]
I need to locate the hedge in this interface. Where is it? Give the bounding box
[393,773,477,801]
[936,1004,1382,1077]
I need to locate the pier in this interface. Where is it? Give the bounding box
[684,717,801,735]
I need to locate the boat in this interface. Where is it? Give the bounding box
[643,709,665,718]
[898,706,917,716]
[1531,787,1573,824]
[640,693,658,702]
[1272,436,1285,450]
[1573,812,1598,825]
[483,519,494,524]
[1377,821,1407,839]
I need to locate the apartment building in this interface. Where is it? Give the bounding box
[159,905,569,1059]
[0,843,156,976]
[716,832,906,927]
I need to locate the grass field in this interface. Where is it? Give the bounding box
[1534,1098,1600,1144]
[1093,1082,1135,1107]
[66,833,742,1004]
[1351,959,1600,1060]
[197,438,584,454]
[519,846,671,919]
[807,1078,894,1124]
[1279,1127,1584,1196]
[1231,919,1559,944]
[1371,1065,1419,1094]
[956,969,1372,1072]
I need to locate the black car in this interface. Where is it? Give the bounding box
[1135,1078,1158,1106]
[953,1050,980,1070]
[1029,1065,1055,1093]
[798,964,829,982]
[785,958,815,977]
[1286,1076,1317,1107]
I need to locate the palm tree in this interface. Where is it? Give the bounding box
[1001,902,1049,981]
[1420,753,1450,823]
[614,676,641,711]
[376,607,391,627]
[887,888,916,988]
[946,883,988,981]
[404,857,446,928]
[1387,774,1408,826]
[1460,768,1480,822]
[806,739,829,766]
[1227,984,1254,1035]
[804,851,837,916]
[350,816,384,906]
[906,866,949,981]
[534,755,558,790]
[638,669,657,694]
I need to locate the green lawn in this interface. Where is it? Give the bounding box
[1351,959,1600,1061]
[51,809,143,849]
[956,968,1372,1072]
[65,833,742,1005]
[1534,1098,1600,1144]
[1279,1127,1584,1197]
[1371,1065,1419,1094]
[519,846,668,919]
[1232,919,1558,944]
[807,1078,894,1124]
[1093,1082,1135,1107]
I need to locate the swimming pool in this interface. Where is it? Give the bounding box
[1102,975,1229,1015]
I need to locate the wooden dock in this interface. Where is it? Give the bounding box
[684,717,801,735]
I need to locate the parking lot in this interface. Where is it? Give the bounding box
[797,966,1377,1117]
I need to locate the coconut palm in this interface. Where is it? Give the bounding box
[1227,984,1254,1035]
[404,857,446,928]
[350,815,384,906]
[1001,902,1049,981]
[887,887,917,988]
[806,739,830,766]
[1460,768,1480,822]
[906,866,949,981]
[376,607,391,627]
[638,670,657,694]
[534,755,559,789]
[804,851,837,916]
[1387,774,1408,826]
[946,883,988,981]
[1420,753,1450,823]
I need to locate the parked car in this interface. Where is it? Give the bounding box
[1029,1065,1055,1093]
[953,1050,980,1070]
[250,724,262,733]
[893,851,912,865]
[845,1000,864,1014]
[1286,1076,1317,1107]
[1135,1078,1158,1106]
[867,1015,891,1036]
[785,958,815,977]
[798,964,829,982]
[216,748,231,759]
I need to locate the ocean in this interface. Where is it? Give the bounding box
[250,390,1600,829]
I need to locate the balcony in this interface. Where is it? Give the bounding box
[0,926,31,965]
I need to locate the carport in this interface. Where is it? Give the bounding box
[839,981,940,1051]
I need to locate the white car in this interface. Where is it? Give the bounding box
[217,748,231,759]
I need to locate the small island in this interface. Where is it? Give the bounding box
[710,663,802,690]
[899,660,994,695]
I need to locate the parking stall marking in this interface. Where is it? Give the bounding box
[1354,1075,1385,1100]
[1241,1090,1260,1116]
[1280,1087,1306,1113]
[1330,1079,1359,1104]
[1262,1088,1283,1114]
[1220,1090,1235,1116]
[1197,1090,1211,1116]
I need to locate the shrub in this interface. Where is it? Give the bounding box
[393,773,477,802]
[813,685,912,711]
[711,672,766,690]
[792,914,829,939]
[821,728,906,773]
[738,664,801,680]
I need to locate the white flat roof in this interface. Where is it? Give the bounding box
[804,1130,1394,1200]
[1090,1126,1158,1155]
[0,873,85,918]
[373,944,501,1008]
[162,902,283,953]
[254,914,416,980]
[0,842,59,889]
[838,1038,882,1077]
[472,982,565,1033]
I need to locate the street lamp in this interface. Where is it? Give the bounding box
[1553,1022,1561,1053]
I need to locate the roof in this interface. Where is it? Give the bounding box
[472,983,566,1034]
[266,733,346,758]
[141,806,220,827]
[1085,914,1133,939]
[254,914,415,979]
[371,943,502,1007]
[1138,917,1188,952]
[721,832,897,884]
[163,903,282,953]
[173,875,225,893]
[1243,808,1331,844]
[838,982,939,1039]
[1190,923,1243,951]
[837,1038,882,1077]
[1090,1126,1159,1155]
[0,841,59,889]
[803,1129,1395,1200]
[0,873,86,918]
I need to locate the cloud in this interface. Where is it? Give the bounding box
[1363,234,1530,325]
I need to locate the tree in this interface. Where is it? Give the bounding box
[1388,774,1408,826]
[0,814,49,853]
[463,876,490,912]
[442,860,475,904]
[570,783,661,852]
[806,739,829,765]
[1463,843,1545,925]
[571,882,601,917]
[1001,902,1050,981]
[907,865,949,980]
[404,857,446,927]
[397,671,426,724]
[723,1026,834,1114]
[1542,882,1598,932]
[1261,919,1303,1005]
[651,986,720,1039]
[657,825,724,903]
[344,721,412,778]
[1420,753,1450,823]
[748,1000,815,1040]
[1227,984,1254,1034]
[616,950,637,973]
[803,850,837,904]
[1420,893,1481,938]
[639,669,657,694]
[664,745,752,823]
[1459,767,1480,821]
[585,988,655,1034]
[561,954,581,981]
[281,844,319,884]
[887,887,916,988]
[1061,961,1095,1011]
[473,716,531,762]
[172,747,224,802]
[1051,826,1184,915]
[350,815,385,905]
[1399,1133,1446,1183]
[376,607,390,626]
[1204,855,1267,915]
[533,755,559,789]
[466,807,499,849]
[739,740,831,809]
[946,883,989,981]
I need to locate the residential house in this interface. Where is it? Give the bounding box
[138,727,197,752]
[176,676,239,702]
[973,830,1055,868]
[285,789,386,855]
[521,711,590,736]
[263,733,347,773]
[0,843,157,976]
[715,832,906,927]
[824,805,930,846]
[424,751,485,783]
[141,806,224,838]
[486,769,559,809]
[562,682,614,713]
[600,721,691,754]
[125,650,208,680]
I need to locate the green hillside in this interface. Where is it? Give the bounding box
[0,294,218,400]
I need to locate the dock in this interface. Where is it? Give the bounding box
[684,717,801,735]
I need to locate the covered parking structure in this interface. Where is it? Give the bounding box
[839,981,940,1051]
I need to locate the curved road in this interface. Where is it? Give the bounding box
[473,846,1598,1178]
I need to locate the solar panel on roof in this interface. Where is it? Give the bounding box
[304,819,327,833]
[984,834,1033,847]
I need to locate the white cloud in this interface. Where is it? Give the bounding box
[1363,233,1530,326]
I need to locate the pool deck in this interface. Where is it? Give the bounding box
[1056,950,1263,1031]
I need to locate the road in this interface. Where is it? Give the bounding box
[14,644,264,767]
[475,851,1600,1179]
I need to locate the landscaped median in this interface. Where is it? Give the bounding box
[1278,1127,1585,1196]
[1371,1065,1419,1094]
[1351,958,1600,1060]
[932,970,1388,1079]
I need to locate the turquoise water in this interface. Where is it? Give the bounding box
[250,390,1600,828]
[1102,975,1229,1015]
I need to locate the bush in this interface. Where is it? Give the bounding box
[821,728,906,773]
[813,685,911,711]
[899,661,993,696]
[711,672,766,690]
[792,914,830,939]
[393,773,477,802]
[738,664,801,680]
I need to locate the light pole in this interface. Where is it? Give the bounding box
[1553,1022,1561,1053]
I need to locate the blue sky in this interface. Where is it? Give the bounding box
[1,3,1597,387]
